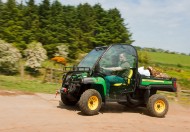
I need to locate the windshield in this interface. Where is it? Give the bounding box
[78,48,105,68]
[99,44,137,68]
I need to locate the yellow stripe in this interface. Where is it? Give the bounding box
[113,83,127,86]
[142,79,164,83]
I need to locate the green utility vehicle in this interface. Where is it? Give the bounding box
[60,44,177,117]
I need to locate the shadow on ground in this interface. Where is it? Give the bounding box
[57,101,148,116]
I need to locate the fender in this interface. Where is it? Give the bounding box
[82,77,107,95]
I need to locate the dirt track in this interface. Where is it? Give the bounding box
[0,90,190,132]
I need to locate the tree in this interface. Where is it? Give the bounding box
[38,0,52,44]
[24,42,47,73]
[92,4,108,46]
[76,3,97,50]
[38,0,51,28]
[49,0,66,44]
[0,1,134,61]
[63,5,81,59]
[0,40,22,74]
[22,0,39,44]
[1,0,25,46]
[0,0,4,39]
[106,8,133,44]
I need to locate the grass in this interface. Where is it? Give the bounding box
[148,52,190,67]
[164,67,190,90]
[0,75,60,94]
[158,91,190,106]
[0,73,189,105]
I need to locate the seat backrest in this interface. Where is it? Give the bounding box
[112,69,133,86]
[127,69,133,84]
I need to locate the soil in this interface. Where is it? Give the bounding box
[0,90,190,132]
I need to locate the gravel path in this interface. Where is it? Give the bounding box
[0,90,190,132]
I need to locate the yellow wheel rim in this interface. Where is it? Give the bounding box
[154,100,166,113]
[88,96,99,110]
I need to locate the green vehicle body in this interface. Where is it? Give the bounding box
[60,44,177,117]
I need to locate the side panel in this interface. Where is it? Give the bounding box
[140,78,177,92]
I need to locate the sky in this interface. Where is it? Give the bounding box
[3,0,190,54]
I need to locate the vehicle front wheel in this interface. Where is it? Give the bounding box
[79,89,102,115]
[147,94,169,118]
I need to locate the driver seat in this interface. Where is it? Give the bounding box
[112,69,133,86]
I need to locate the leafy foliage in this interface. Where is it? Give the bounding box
[0,40,22,74]
[138,51,151,64]
[0,0,133,60]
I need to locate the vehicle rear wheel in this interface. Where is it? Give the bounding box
[79,89,102,115]
[61,93,77,106]
[147,94,169,118]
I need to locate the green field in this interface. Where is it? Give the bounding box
[148,52,190,67]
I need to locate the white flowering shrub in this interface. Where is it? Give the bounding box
[24,42,47,72]
[54,44,68,58]
[0,40,22,74]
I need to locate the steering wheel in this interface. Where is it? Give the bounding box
[94,65,107,77]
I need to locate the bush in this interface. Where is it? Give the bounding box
[24,42,47,73]
[51,56,67,66]
[177,63,182,67]
[138,51,151,64]
[0,40,22,75]
[54,44,68,58]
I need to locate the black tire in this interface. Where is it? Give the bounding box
[61,93,77,106]
[79,89,102,115]
[147,94,169,118]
